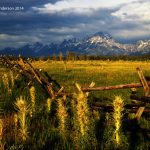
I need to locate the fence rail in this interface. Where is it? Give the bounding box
[0,56,150,119]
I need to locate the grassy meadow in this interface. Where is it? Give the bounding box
[32,60,150,100]
[0,59,150,149]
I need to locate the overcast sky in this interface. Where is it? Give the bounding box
[0,0,150,49]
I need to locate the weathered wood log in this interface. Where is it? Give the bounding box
[43,71,61,89]
[130,95,150,103]
[92,102,150,116]
[125,103,146,109]
[130,109,150,113]
[0,57,64,99]
[137,67,150,96]
[81,83,150,92]
[92,102,111,107]
[92,106,150,113]
[92,103,112,110]
[136,67,149,120]
[93,102,146,109]
[92,106,113,112]
[26,60,63,98]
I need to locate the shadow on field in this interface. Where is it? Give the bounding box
[123,117,150,150]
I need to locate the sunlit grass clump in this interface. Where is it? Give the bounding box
[1,71,15,95]
[57,96,68,136]
[0,119,4,150]
[10,71,14,88]
[15,96,30,141]
[2,73,10,92]
[113,96,124,146]
[29,86,36,116]
[46,98,52,113]
[72,83,96,148]
[73,83,90,136]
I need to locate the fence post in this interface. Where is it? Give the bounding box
[135,67,150,120]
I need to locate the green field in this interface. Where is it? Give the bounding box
[33,60,150,100]
[0,60,150,150]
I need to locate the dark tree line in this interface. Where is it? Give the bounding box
[1,51,150,61]
[43,51,150,61]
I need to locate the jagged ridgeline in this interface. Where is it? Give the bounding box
[0,32,150,57]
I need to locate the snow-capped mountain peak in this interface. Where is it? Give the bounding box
[94,32,112,39]
[137,40,150,50]
[89,36,105,44]
[0,31,150,56]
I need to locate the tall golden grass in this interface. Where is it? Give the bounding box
[113,96,124,146]
[15,96,29,141]
[0,119,4,150]
[57,96,68,136]
[46,98,52,113]
[29,86,36,116]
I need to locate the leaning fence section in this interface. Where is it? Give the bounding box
[0,56,150,134]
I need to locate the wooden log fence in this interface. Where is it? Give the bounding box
[0,56,150,119]
[0,56,63,99]
[81,82,150,92]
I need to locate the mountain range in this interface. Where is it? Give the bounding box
[0,32,150,57]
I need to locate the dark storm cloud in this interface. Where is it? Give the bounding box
[0,0,57,6]
[0,0,150,49]
[0,4,117,35]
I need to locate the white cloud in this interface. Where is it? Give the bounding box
[48,23,101,34]
[49,27,80,33]
[30,0,150,41]
[112,1,150,22]
[115,30,150,39]
[0,34,18,40]
[32,0,134,15]
[0,34,41,48]
[112,23,150,39]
